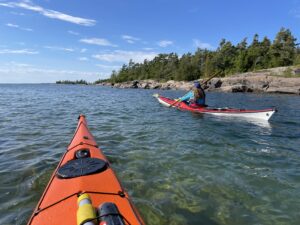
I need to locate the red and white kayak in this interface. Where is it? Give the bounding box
[154,94,276,121]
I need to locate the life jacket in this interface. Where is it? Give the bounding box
[192,87,205,105]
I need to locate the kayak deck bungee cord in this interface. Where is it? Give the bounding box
[154,94,276,121]
[27,115,144,225]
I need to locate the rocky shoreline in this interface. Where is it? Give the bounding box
[96,67,300,95]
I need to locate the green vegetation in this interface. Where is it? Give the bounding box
[108,28,300,83]
[94,78,110,84]
[56,79,88,85]
[282,67,294,77]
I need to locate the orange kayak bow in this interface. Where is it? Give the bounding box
[27,115,144,225]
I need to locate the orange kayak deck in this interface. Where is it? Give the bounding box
[27,115,144,225]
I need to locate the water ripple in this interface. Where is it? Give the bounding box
[0,85,299,225]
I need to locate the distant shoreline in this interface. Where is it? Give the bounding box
[95,67,300,95]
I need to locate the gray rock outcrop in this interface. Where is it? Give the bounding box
[96,67,300,95]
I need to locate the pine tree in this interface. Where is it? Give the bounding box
[234,38,248,72]
[270,28,296,67]
[214,39,236,75]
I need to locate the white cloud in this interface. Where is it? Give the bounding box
[0,1,96,26]
[95,64,122,75]
[22,27,32,31]
[80,38,117,47]
[96,64,120,70]
[0,62,103,83]
[7,61,32,67]
[78,57,88,61]
[0,49,39,54]
[157,40,173,47]
[122,35,140,44]
[5,22,33,31]
[44,46,74,52]
[80,48,87,53]
[143,47,155,51]
[93,50,158,63]
[68,30,79,35]
[0,3,11,7]
[289,8,300,18]
[6,23,18,28]
[193,39,214,50]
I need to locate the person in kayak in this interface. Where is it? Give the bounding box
[178,81,206,106]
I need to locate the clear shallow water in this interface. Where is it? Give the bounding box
[0,84,299,225]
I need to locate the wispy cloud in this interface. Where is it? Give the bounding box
[7,61,32,67]
[93,50,157,63]
[0,1,96,26]
[6,23,18,28]
[44,46,74,52]
[193,39,214,50]
[0,49,39,54]
[143,47,155,51]
[96,64,120,70]
[78,57,88,61]
[80,48,87,53]
[157,40,173,47]
[1,62,91,75]
[6,23,33,31]
[68,30,79,35]
[290,7,300,19]
[122,35,140,44]
[80,38,117,47]
[95,64,122,75]
[0,61,103,83]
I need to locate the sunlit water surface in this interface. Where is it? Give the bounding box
[0,84,299,225]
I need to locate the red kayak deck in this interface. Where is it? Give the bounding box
[27,115,144,225]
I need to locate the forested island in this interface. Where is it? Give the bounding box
[56,79,88,85]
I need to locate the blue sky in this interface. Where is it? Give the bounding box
[0,0,300,83]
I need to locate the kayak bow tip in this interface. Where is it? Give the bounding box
[78,114,86,120]
[152,93,160,98]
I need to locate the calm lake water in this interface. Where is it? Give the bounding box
[0,84,299,225]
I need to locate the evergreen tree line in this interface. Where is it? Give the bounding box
[109,28,300,83]
[56,79,88,85]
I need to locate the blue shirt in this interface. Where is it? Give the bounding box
[179,90,205,105]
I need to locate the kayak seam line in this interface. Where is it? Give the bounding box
[68,120,95,149]
[33,191,126,216]
[67,142,98,151]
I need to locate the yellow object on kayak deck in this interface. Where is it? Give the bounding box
[77,194,97,225]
